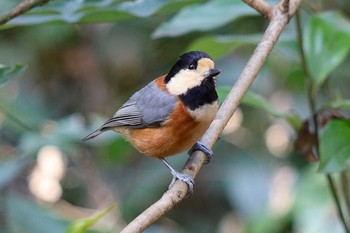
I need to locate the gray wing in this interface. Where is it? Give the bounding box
[83,80,177,140]
[109,81,176,128]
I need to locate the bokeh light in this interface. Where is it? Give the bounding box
[268,166,296,215]
[29,145,66,203]
[265,123,292,157]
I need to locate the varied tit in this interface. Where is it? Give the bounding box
[83,51,220,193]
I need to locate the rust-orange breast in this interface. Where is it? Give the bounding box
[121,101,211,158]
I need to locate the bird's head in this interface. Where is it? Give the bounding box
[164,51,220,96]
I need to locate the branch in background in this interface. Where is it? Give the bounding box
[295,9,350,233]
[341,171,350,219]
[242,0,273,19]
[0,0,50,26]
[120,0,303,232]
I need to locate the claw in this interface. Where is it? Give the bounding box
[168,170,194,193]
[160,158,194,195]
[188,141,213,164]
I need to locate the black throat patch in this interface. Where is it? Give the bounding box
[179,77,218,110]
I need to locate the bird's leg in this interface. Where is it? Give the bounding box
[160,158,194,194]
[188,141,213,164]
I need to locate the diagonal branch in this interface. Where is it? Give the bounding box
[121,0,303,232]
[0,0,50,26]
[242,0,273,19]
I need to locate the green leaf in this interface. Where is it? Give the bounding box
[242,92,301,129]
[243,91,284,117]
[188,33,297,60]
[5,0,129,26]
[325,99,350,111]
[0,0,195,29]
[0,64,27,87]
[319,119,350,173]
[118,0,173,18]
[304,11,350,90]
[217,87,302,129]
[152,0,258,38]
[218,87,279,115]
[65,203,117,233]
[188,34,261,59]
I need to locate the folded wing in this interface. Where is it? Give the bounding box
[83,80,177,140]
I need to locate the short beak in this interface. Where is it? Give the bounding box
[207,68,221,78]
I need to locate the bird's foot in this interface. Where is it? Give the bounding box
[188,141,213,164]
[168,170,194,195]
[160,158,194,195]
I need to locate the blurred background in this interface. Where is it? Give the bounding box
[1,0,350,232]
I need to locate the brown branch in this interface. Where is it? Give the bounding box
[121,0,303,232]
[242,0,273,19]
[0,0,50,26]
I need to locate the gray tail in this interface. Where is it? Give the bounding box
[82,129,103,141]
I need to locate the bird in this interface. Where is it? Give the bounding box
[83,51,220,194]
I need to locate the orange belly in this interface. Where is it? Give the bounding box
[117,102,215,158]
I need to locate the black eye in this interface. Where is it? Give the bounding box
[188,63,196,70]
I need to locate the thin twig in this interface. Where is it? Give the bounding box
[242,0,273,19]
[121,0,303,232]
[295,10,350,233]
[0,104,33,131]
[327,175,350,232]
[341,171,350,219]
[295,11,319,159]
[0,0,50,26]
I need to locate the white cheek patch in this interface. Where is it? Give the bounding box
[166,69,204,96]
[188,101,219,122]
